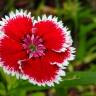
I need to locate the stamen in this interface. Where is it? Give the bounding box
[22,34,46,58]
[29,44,36,52]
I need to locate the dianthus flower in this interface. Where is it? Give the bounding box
[0,10,75,86]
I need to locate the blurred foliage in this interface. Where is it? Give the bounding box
[0,0,96,96]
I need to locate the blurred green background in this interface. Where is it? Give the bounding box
[0,0,96,96]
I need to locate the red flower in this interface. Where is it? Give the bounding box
[0,10,75,86]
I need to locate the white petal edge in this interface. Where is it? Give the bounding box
[0,9,33,26]
[0,31,5,41]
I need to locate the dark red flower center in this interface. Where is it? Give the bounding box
[22,34,46,58]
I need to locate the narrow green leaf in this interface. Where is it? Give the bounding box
[11,71,96,91]
[87,37,96,48]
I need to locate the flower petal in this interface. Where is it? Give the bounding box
[21,56,65,86]
[0,10,33,41]
[49,47,75,67]
[34,15,72,52]
[0,36,27,75]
